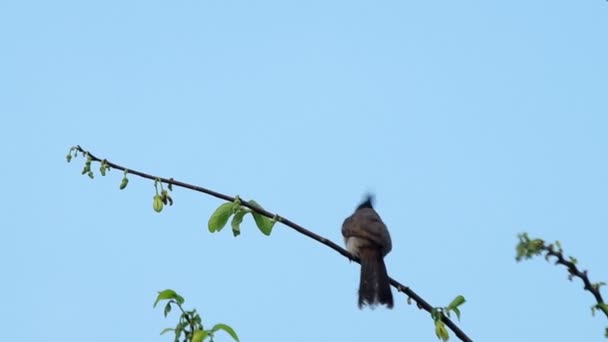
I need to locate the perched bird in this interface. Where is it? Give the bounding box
[342,194,393,308]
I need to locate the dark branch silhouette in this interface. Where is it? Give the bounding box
[517,234,607,322]
[516,232,608,341]
[546,248,607,319]
[72,145,473,342]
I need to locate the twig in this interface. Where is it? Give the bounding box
[543,245,607,319]
[516,233,608,321]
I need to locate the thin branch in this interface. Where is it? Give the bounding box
[516,233,608,321]
[73,145,473,342]
[544,245,608,319]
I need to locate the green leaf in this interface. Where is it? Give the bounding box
[604,326,607,338]
[599,303,608,315]
[119,177,129,190]
[447,295,466,310]
[164,302,172,317]
[431,308,440,321]
[66,153,72,163]
[160,328,174,335]
[208,203,234,233]
[515,244,524,261]
[191,330,208,342]
[192,313,202,326]
[434,320,449,342]
[174,322,184,342]
[231,209,249,237]
[154,289,185,308]
[252,212,274,235]
[212,324,240,342]
[153,195,164,213]
[248,200,274,236]
[451,307,461,321]
[161,190,173,206]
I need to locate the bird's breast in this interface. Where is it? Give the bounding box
[344,236,370,257]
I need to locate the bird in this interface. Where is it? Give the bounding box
[342,194,393,308]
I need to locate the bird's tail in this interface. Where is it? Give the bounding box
[359,248,394,308]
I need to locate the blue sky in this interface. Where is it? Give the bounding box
[1,0,607,341]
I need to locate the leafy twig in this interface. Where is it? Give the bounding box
[69,145,473,342]
[516,233,608,337]
[154,289,239,342]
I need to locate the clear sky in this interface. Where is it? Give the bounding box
[1,1,607,341]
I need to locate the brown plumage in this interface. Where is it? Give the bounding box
[342,195,393,308]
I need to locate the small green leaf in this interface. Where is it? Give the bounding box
[568,256,578,265]
[515,245,524,261]
[174,322,184,342]
[66,153,72,163]
[599,303,608,315]
[231,209,249,237]
[212,323,240,342]
[154,289,184,308]
[248,200,274,235]
[248,200,263,209]
[161,190,173,206]
[87,171,94,179]
[191,330,208,342]
[431,308,441,321]
[160,328,174,335]
[208,203,233,232]
[192,313,202,326]
[119,177,129,190]
[434,320,449,341]
[251,212,274,235]
[451,307,461,321]
[153,195,164,213]
[164,302,172,317]
[447,295,466,310]
[99,161,107,176]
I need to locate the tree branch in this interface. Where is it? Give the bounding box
[516,233,608,321]
[72,145,473,342]
[546,248,607,318]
